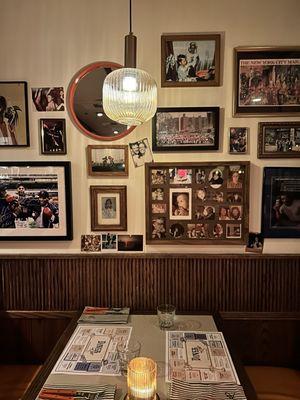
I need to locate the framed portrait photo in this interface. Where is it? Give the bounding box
[262,167,300,238]
[258,122,300,158]
[0,81,29,147]
[234,47,300,116]
[0,161,72,240]
[40,118,67,154]
[87,145,128,176]
[90,186,127,231]
[161,34,221,87]
[229,127,248,154]
[152,107,219,152]
[145,162,250,245]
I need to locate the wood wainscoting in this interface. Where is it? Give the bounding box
[0,254,299,312]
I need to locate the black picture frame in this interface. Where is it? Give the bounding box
[0,161,72,241]
[0,81,30,147]
[262,167,300,238]
[40,118,67,155]
[152,107,220,152]
[234,47,300,116]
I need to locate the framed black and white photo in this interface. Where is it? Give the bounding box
[161,34,221,87]
[0,81,29,147]
[258,122,300,158]
[87,145,128,176]
[40,118,67,154]
[262,167,300,238]
[152,107,220,152]
[229,127,248,154]
[0,162,72,240]
[129,138,153,167]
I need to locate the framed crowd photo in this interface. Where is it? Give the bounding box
[0,81,29,147]
[234,47,300,116]
[87,145,128,176]
[262,167,300,238]
[161,34,221,87]
[0,162,72,240]
[229,127,248,154]
[152,107,220,152]
[258,122,300,158]
[145,162,250,245]
[40,118,67,155]
[90,185,127,231]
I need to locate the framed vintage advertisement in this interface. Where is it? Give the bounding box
[87,145,128,176]
[40,118,67,155]
[90,186,127,231]
[234,47,300,116]
[152,107,219,152]
[145,162,250,244]
[262,167,300,238]
[0,81,29,147]
[161,34,221,87]
[0,162,72,240]
[258,122,300,158]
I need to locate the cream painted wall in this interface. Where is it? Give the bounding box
[0,0,300,254]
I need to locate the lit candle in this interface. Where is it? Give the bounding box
[127,357,157,400]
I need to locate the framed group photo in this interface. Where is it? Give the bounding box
[234,47,300,116]
[258,122,300,158]
[152,107,220,152]
[90,185,127,231]
[87,145,128,176]
[0,81,29,147]
[262,167,300,238]
[145,162,250,245]
[0,161,72,240]
[161,34,221,87]
[40,118,67,154]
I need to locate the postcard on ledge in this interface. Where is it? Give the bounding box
[78,306,130,324]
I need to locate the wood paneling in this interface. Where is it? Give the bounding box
[0,254,299,312]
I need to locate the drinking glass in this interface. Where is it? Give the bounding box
[157,304,176,329]
[117,339,141,376]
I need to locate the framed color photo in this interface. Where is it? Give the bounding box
[229,127,248,154]
[0,162,72,240]
[262,167,300,238]
[90,186,127,231]
[145,162,250,244]
[161,34,221,87]
[0,81,29,147]
[87,145,128,176]
[234,47,300,116]
[152,107,219,152]
[258,122,300,158]
[40,118,66,154]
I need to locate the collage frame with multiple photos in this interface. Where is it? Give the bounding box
[145,162,250,245]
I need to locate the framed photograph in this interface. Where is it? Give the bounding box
[145,162,250,244]
[0,81,29,147]
[40,118,66,154]
[129,138,153,167]
[246,232,264,253]
[229,127,248,154]
[90,186,127,231]
[0,162,72,240]
[258,122,300,158]
[262,167,300,238]
[161,34,221,87]
[152,107,219,152]
[234,47,300,116]
[87,145,128,176]
[31,87,65,111]
[81,234,101,252]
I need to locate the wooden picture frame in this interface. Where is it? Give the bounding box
[262,167,300,238]
[0,161,72,240]
[234,46,300,116]
[258,122,300,158]
[152,107,220,152]
[145,162,250,245]
[0,81,29,147]
[40,118,67,155]
[87,145,128,176]
[90,185,127,231]
[161,34,221,87]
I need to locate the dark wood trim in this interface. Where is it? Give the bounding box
[0,311,77,319]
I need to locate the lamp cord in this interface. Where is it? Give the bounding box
[129,0,132,34]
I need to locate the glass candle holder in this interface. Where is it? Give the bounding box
[127,357,157,400]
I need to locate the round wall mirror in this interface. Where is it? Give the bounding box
[67,61,135,141]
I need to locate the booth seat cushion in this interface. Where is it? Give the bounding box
[0,364,41,400]
[245,366,300,400]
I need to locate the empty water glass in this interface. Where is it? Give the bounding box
[157,304,176,329]
[117,339,141,376]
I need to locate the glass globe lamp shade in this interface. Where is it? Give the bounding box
[103,67,157,126]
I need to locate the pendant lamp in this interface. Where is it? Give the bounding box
[102,0,157,126]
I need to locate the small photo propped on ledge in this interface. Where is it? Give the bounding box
[245,232,264,253]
